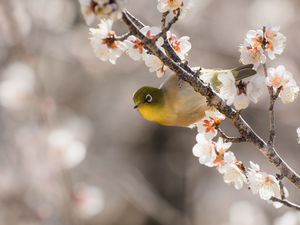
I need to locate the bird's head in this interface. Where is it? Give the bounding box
[133,86,166,123]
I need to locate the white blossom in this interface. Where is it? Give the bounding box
[239,38,266,70]
[192,133,216,167]
[196,110,225,140]
[89,19,127,64]
[167,32,191,59]
[144,55,166,78]
[157,0,194,19]
[220,157,247,190]
[218,71,237,105]
[124,36,148,61]
[218,72,264,110]
[264,23,286,60]
[79,0,96,26]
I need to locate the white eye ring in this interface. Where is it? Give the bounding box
[145,94,152,103]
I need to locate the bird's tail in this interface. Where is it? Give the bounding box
[231,64,257,81]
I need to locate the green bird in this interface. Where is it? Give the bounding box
[133,64,256,127]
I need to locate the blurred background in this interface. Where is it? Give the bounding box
[0,0,300,224]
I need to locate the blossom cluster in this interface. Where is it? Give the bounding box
[89,19,192,77]
[217,72,264,110]
[193,110,288,208]
[239,24,286,70]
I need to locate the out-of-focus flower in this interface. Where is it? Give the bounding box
[124,36,148,61]
[296,127,300,144]
[144,55,166,78]
[89,19,127,64]
[79,0,96,26]
[218,72,264,110]
[48,129,86,169]
[219,153,247,190]
[196,110,225,140]
[274,211,300,225]
[239,38,266,70]
[0,62,35,110]
[79,0,127,25]
[192,133,216,167]
[157,0,194,19]
[167,32,191,59]
[73,183,105,218]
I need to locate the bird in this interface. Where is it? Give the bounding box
[133,64,256,127]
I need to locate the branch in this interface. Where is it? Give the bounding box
[115,31,132,41]
[122,10,300,190]
[153,10,180,43]
[270,197,300,211]
[217,128,247,143]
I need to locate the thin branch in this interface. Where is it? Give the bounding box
[263,63,276,147]
[122,10,300,190]
[124,10,145,29]
[153,11,180,43]
[115,31,132,41]
[270,197,300,211]
[218,128,247,143]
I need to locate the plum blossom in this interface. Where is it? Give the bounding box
[124,36,148,61]
[218,72,264,110]
[280,78,299,104]
[247,161,288,208]
[213,139,232,172]
[219,153,247,190]
[264,23,286,60]
[157,0,194,19]
[239,38,266,70]
[192,133,216,167]
[218,71,237,106]
[79,0,127,25]
[89,19,127,64]
[144,55,167,78]
[196,110,225,140]
[167,32,191,59]
[265,65,299,103]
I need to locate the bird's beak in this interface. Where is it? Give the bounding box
[134,102,142,109]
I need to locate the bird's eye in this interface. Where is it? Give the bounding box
[145,94,152,103]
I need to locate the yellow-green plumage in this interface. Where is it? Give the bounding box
[133,64,256,127]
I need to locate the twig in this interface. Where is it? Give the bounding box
[263,63,277,147]
[218,128,247,143]
[122,10,300,190]
[115,31,132,41]
[270,197,300,211]
[124,10,145,29]
[153,10,180,43]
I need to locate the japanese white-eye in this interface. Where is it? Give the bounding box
[133,64,256,127]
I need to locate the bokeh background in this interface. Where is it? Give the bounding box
[1,0,300,224]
